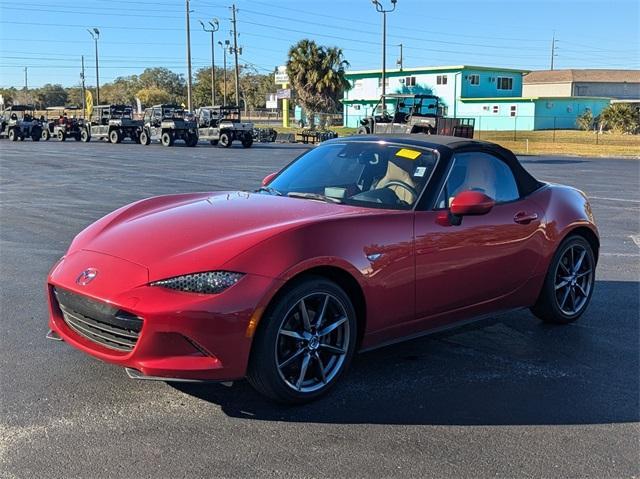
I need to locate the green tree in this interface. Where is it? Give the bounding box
[599,103,640,134]
[193,66,225,108]
[139,67,185,103]
[136,86,172,107]
[286,39,350,128]
[35,84,68,108]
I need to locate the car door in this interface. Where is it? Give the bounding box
[413,150,544,327]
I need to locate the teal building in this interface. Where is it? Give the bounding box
[342,65,610,131]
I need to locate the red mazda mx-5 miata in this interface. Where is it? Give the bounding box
[46,135,598,403]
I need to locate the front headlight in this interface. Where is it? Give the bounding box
[150,271,244,294]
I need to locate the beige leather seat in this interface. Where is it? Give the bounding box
[376,158,417,204]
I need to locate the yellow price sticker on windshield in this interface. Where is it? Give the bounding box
[395,148,422,160]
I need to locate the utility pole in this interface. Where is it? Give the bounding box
[200,19,219,106]
[372,0,398,112]
[23,67,27,91]
[87,28,100,105]
[218,40,229,107]
[230,4,241,107]
[185,0,193,111]
[550,32,558,70]
[396,43,403,71]
[81,56,86,118]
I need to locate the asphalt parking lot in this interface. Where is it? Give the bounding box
[1,140,638,478]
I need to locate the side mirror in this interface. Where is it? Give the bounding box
[450,190,495,218]
[261,172,278,186]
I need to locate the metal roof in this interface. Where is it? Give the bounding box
[524,69,640,84]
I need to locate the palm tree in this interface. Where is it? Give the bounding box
[599,103,640,134]
[286,40,350,128]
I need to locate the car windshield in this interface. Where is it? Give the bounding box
[264,141,438,210]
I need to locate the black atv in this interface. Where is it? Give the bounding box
[0,105,43,141]
[139,104,198,147]
[81,104,143,143]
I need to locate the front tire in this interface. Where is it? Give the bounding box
[109,129,122,144]
[57,130,66,141]
[42,129,51,141]
[219,132,232,148]
[161,131,174,147]
[247,277,357,404]
[531,235,595,324]
[139,130,151,146]
[8,129,17,141]
[80,129,91,142]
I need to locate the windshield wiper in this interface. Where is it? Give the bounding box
[255,186,283,196]
[286,192,342,204]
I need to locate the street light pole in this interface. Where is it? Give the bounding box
[87,28,100,105]
[218,40,229,107]
[372,0,397,113]
[200,18,219,106]
[185,0,193,111]
[230,4,241,107]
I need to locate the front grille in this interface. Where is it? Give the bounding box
[53,288,143,352]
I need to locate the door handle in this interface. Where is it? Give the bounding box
[513,212,538,224]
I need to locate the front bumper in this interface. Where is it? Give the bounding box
[47,251,281,381]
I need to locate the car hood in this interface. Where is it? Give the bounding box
[70,191,368,280]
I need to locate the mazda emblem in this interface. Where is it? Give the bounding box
[76,268,98,286]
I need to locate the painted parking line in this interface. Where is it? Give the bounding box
[590,196,640,204]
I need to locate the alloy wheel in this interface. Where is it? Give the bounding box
[275,293,350,393]
[554,243,593,316]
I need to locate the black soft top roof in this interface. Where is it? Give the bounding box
[328,134,543,197]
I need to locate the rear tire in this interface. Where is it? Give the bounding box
[219,132,232,148]
[241,136,253,148]
[80,129,91,142]
[42,129,51,141]
[531,235,596,324]
[186,133,198,147]
[161,131,174,147]
[8,129,17,141]
[57,130,66,141]
[247,277,357,404]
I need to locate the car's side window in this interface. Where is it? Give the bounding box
[436,152,520,208]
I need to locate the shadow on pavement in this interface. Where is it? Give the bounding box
[173,280,639,426]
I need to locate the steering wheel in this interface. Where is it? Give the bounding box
[383,180,418,202]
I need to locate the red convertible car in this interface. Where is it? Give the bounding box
[46,135,598,403]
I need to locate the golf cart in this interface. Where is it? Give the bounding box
[139,104,198,147]
[81,104,143,143]
[195,105,254,148]
[42,106,84,141]
[357,94,475,138]
[0,105,42,141]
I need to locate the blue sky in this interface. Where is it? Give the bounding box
[0,0,638,88]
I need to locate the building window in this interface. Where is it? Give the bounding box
[492,105,500,114]
[405,76,416,86]
[497,77,513,90]
[353,105,361,111]
[377,77,389,87]
[436,75,448,85]
[469,74,480,85]
[510,105,517,117]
